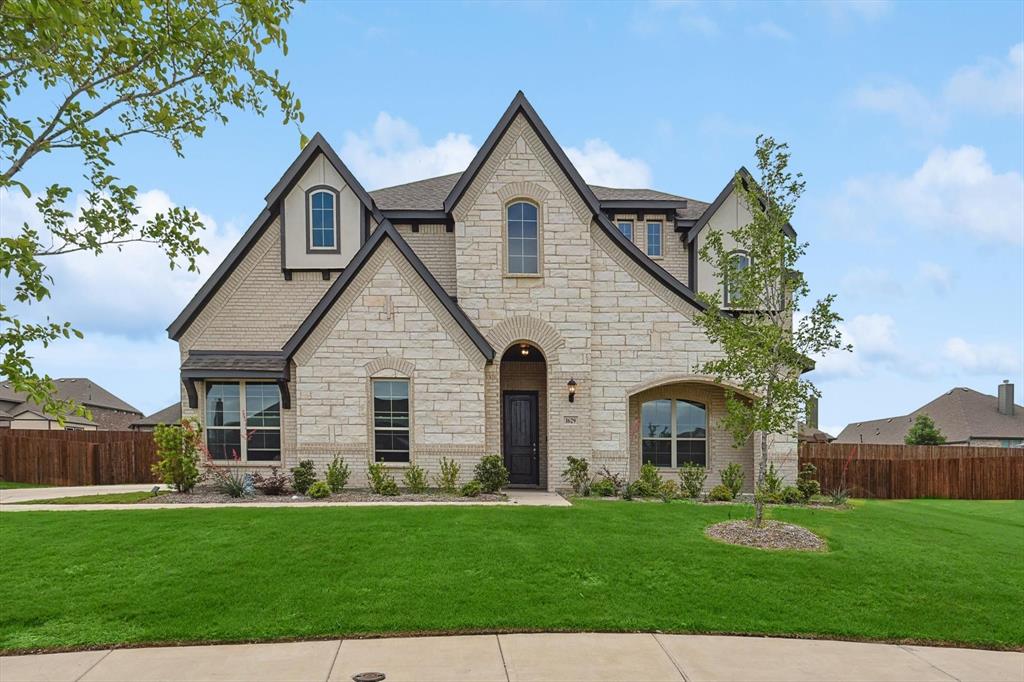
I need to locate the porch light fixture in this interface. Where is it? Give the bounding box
[567,378,577,402]
[519,343,530,357]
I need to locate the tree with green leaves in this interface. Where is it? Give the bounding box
[904,414,946,445]
[693,135,850,528]
[0,0,303,420]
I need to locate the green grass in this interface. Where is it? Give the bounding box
[0,481,51,490]
[22,491,167,505]
[1,499,1021,653]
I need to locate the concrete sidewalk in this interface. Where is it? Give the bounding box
[0,484,570,509]
[2,633,1020,682]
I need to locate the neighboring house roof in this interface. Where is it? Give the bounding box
[166,133,383,341]
[834,387,1024,444]
[798,423,834,443]
[7,403,97,427]
[283,220,495,362]
[686,167,797,244]
[0,378,140,415]
[131,403,182,429]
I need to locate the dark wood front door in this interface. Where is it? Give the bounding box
[503,391,539,486]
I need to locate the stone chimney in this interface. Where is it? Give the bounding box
[805,396,819,429]
[997,380,1014,416]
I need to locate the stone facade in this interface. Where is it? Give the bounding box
[174,107,798,490]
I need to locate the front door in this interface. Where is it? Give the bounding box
[502,391,539,486]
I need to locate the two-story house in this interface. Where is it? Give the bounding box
[167,92,797,491]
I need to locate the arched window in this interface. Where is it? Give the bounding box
[308,188,338,251]
[724,251,750,306]
[506,201,539,274]
[641,398,707,468]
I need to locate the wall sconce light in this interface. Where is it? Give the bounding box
[567,378,577,403]
[519,343,530,357]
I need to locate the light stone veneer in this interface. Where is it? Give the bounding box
[177,112,797,489]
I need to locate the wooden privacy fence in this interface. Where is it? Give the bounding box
[799,442,1024,499]
[0,430,159,486]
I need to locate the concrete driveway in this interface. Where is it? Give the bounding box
[2,633,1020,682]
[0,483,165,504]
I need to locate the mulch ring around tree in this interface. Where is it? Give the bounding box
[705,519,827,552]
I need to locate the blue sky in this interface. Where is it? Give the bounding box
[4,0,1022,435]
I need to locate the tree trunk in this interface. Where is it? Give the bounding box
[754,429,769,528]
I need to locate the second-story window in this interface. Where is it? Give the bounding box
[646,221,663,257]
[725,251,751,306]
[617,220,634,241]
[309,188,337,250]
[507,201,539,274]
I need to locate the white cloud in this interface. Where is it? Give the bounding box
[942,337,1022,375]
[828,146,1024,244]
[916,262,954,294]
[1,187,243,338]
[565,139,652,187]
[340,112,477,189]
[851,82,948,132]
[631,1,718,37]
[746,20,792,41]
[813,313,901,379]
[945,43,1024,115]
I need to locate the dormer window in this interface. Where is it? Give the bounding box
[725,251,751,306]
[307,186,339,252]
[506,201,539,275]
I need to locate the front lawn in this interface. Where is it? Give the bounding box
[0,499,1021,652]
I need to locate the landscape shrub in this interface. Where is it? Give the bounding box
[460,479,482,497]
[474,455,509,493]
[290,460,317,494]
[708,484,733,501]
[152,419,202,492]
[590,477,616,497]
[368,462,399,496]
[434,457,460,494]
[596,466,625,495]
[307,480,331,499]
[781,485,802,504]
[828,486,850,506]
[211,469,252,498]
[720,462,745,498]
[678,462,707,498]
[251,467,289,495]
[403,464,428,494]
[326,456,350,493]
[659,479,679,502]
[796,463,821,502]
[562,456,592,496]
[631,462,663,497]
[756,462,785,503]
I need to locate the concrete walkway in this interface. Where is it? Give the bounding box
[0,485,570,509]
[1,633,1020,682]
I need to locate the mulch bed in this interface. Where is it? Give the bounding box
[705,519,827,552]
[137,487,506,504]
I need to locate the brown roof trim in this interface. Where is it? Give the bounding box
[686,167,797,245]
[282,220,494,362]
[167,134,383,341]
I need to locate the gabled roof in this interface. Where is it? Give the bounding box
[440,91,707,313]
[167,133,382,341]
[283,220,495,362]
[834,387,1024,444]
[0,378,140,415]
[131,403,182,428]
[686,167,797,244]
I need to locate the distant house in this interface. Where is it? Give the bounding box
[835,382,1023,448]
[129,403,182,431]
[0,378,142,431]
[798,423,834,443]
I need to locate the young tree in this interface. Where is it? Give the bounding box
[904,414,946,445]
[1,0,303,419]
[693,135,850,528]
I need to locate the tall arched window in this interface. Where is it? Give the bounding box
[641,398,707,467]
[507,201,539,274]
[724,251,750,306]
[308,187,338,251]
